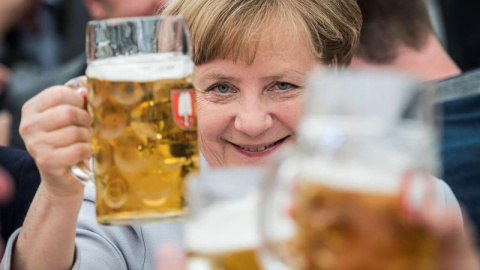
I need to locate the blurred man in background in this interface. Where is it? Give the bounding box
[351,0,461,81]
[352,0,480,246]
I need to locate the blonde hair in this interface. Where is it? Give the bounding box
[162,0,361,66]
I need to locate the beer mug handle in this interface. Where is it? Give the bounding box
[260,151,301,270]
[65,76,94,186]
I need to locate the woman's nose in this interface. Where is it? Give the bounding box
[234,99,273,137]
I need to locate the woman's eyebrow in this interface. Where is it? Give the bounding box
[259,70,304,83]
[202,73,241,84]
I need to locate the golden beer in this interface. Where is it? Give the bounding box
[293,164,437,270]
[188,250,261,270]
[85,54,199,225]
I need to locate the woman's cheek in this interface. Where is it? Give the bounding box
[275,97,304,129]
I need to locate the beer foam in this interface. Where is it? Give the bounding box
[301,158,401,195]
[86,53,194,82]
[185,193,261,254]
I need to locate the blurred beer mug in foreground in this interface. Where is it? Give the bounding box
[69,16,199,225]
[260,69,439,270]
[186,168,267,270]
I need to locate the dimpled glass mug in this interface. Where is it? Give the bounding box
[260,70,439,270]
[69,16,199,225]
[185,168,266,270]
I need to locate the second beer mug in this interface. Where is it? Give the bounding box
[260,70,439,270]
[186,168,266,270]
[69,16,199,225]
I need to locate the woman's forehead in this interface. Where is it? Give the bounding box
[223,21,314,65]
[190,8,316,65]
[256,24,313,59]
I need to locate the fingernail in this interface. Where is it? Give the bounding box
[77,87,88,95]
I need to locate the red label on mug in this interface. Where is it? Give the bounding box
[171,89,195,130]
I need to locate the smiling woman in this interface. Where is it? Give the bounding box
[163,0,362,167]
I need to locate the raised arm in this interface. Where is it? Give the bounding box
[12,86,91,270]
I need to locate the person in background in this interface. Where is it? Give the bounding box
[351,0,460,81]
[352,0,480,246]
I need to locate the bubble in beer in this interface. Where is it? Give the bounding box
[180,156,200,178]
[87,79,105,107]
[91,136,113,175]
[131,100,171,141]
[136,168,178,207]
[111,81,144,107]
[152,77,193,101]
[103,176,128,209]
[155,144,185,170]
[96,102,128,140]
[152,81,171,103]
[156,139,197,158]
[171,142,196,158]
[113,129,150,173]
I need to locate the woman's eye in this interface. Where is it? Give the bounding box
[209,84,230,94]
[217,84,230,93]
[276,82,293,90]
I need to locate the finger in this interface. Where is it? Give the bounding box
[398,173,436,224]
[37,105,90,132]
[424,206,460,239]
[156,244,186,270]
[22,86,85,115]
[35,143,92,175]
[41,126,91,148]
[20,105,90,138]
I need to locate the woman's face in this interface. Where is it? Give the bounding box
[194,31,318,167]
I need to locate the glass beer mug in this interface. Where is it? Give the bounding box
[68,16,199,225]
[260,70,439,270]
[185,168,266,270]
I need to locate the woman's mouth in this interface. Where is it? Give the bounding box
[228,136,291,157]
